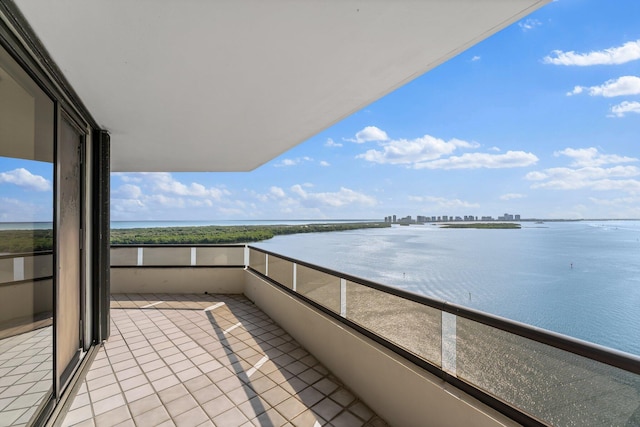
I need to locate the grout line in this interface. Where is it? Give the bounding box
[245,356,270,379]
[203,302,225,312]
[223,322,243,335]
[140,301,164,309]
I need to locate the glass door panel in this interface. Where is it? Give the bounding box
[0,44,54,425]
[56,115,84,389]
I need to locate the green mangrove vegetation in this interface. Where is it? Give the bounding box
[1,222,390,252]
[440,223,521,229]
[0,229,54,253]
[110,222,390,245]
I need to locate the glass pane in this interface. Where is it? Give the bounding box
[296,265,340,313]
[0,45,54,423]
[196,246,244,266]
[267,255,293,289]
[249,248,266,275]
[110,247,138,266]
[457,318,640,426]
[143,247,190,265]
[57,117,82,384]
[345,281,442,366]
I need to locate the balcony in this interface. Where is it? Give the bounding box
[54,245,640,427]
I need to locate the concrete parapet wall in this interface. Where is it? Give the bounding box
[0,279,53,326]
[110,267,245,294]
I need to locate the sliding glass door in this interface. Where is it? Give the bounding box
[1,40,88,426]
[0,42,55,426]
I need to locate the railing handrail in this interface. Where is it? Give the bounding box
[111,244,246,248]
[248,245,640,375]
[0,250,53,260]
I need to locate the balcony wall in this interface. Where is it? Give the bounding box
[0,252,53,329]
[110,245,245,294]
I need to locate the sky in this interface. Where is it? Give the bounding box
[2,0,640,222]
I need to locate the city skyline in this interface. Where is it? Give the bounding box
[2,0,640,222]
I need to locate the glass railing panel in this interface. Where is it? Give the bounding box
[345,281,442,367]
[196,246,244,266]
[267,255,294,289]
[0,257,13,283]
[249,248,266,275]
[143,247,191,266]
[110,247,138,266]
[25,253,53,279]
[296,265,340,313]
[457,317,640,427]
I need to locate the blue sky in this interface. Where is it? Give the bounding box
[3,0,640,221]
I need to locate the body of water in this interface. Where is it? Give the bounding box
[255,220,640,356]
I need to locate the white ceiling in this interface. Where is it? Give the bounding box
[15,0,549,172]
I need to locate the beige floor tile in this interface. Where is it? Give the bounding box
[172,406,209,427]
[128,394,162,417]
[61,294,390,427]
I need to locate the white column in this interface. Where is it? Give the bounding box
[13,257,24,281]
[441,311,457,375]
[340,278,347,317]
[293,263,297,291]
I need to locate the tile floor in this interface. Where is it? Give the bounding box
[0,326,52,427]
[62,294,390,427]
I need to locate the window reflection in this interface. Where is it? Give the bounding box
[0,45,54,425]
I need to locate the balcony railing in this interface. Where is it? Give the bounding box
[246,246,640,427]
[109,244,640,427]
[0,251,53,335]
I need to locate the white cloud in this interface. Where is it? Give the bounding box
[489,146,501,152]
[269,186,286,198]
[356,133,537,170]
[110,172,236,219]
[471,55,481,62]
[526,163,640,193]
[543,40,640,66]
[408,196,479,209]
[413,151,538,170]
[0,197,47,222]
[319,161,330,167]
[290,185,376,208]
[113,184,142,199]
[357,134,478,165]
[567,76,640,97]
[589,196,640,206]
[500,193,526,200]
[324,138,342,148]
[554,147,637,167]
[151,173,230,199]
[346,126,389,143]
[519,19,542,32]
[274,157,314,167]
[0,168,51,191]
[610,101,640,117]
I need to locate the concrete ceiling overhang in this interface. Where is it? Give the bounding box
[14,0,549,172]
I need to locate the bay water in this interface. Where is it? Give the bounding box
[255,220,640,356]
